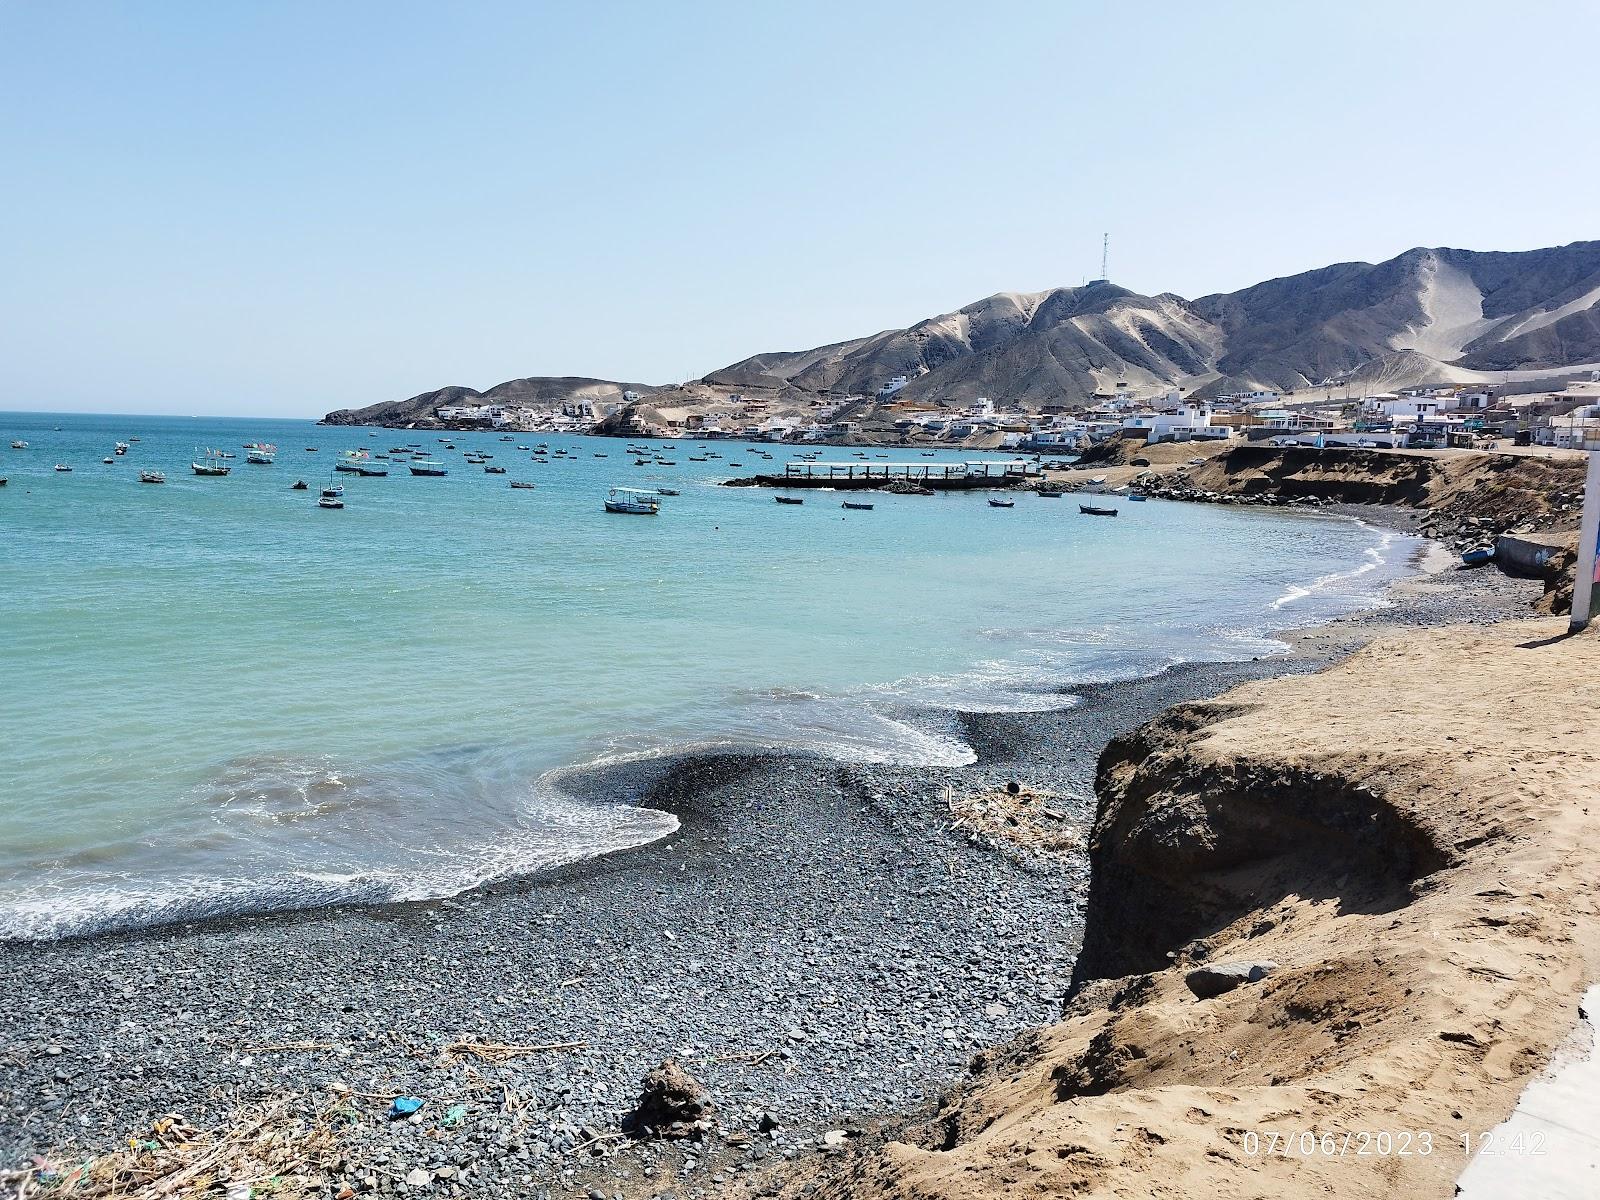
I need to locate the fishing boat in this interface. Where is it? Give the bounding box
[604,486,660,515]
[114,441,129,455]
[1079,504,1118,517]
[510,480,537,489]
[1461,545,1496,567]
[334,450,369,473]
[10,440,26,449]
[357,465,388,476]
[484,465,507,474]
[841,501,875,511]
[1127,492,1147,502]
[103,456,114,464]
[988,498,1015,508]
[139,470,166,484]
[317,488,344,509]
[774,495,804,506]
[291,479,309,490]
[245,442,277,464]
[1088,475,1107,485]
[54,463,72,472]
[323,482,344,496]
[655,488,680,497]
[192,448,231,475]
[409,460,448,476]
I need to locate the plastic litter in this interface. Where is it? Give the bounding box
[389,1096,425,1120]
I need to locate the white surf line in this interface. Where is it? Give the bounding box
[1455,982,1600,1199]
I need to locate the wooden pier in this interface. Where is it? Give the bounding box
[752,459,1038,491]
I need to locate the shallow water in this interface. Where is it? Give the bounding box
[0,412,1416,938]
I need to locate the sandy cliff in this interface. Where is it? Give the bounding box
[787,619,1600,1199]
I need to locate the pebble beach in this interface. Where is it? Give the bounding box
[0,542,1540,1199]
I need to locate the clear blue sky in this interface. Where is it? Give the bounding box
[3,0,1596,417]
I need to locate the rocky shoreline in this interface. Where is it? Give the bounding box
[0,549,1539,1200]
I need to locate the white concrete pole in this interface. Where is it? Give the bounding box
[1570,451,1600,632]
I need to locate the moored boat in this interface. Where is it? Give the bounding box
[55,463,73,472]
[774,495,804,505]
[10,440,26,449]
[317,488,344,509]
[841,501,874,510]
[357,465,388,476]
[1127,492,1147,502]
[604,486,660,515]
[1079,504,1118,517]
[245,442,277,464]
[484,465,507,474]
[988,498,1015,508]
[409,461,448,476]
[291,479,309,490]
[140,470,166,484]
[510,480,537,489]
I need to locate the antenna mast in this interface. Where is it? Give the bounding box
[1101,232,1109,282]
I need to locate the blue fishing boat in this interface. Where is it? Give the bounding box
[1461,545,1495,566]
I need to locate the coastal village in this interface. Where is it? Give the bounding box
[395,372,1600,456]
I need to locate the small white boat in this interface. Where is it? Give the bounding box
[317,487,344,509]
[10,441,26,449]
[140,470,166,484]
[245,442,277,464]
[604,486,660,515]
[54,463,72,472]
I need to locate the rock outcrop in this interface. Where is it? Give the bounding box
[777,619,1600,1200]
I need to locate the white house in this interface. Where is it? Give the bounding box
[876,376,910,399]
[1124,404,1233,442]
[1535,405,1600,450]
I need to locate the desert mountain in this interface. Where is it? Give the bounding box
[323,241,1600,424]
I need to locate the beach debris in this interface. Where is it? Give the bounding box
[8,1096,356,1199]
[1184,960,1278,1000]
[389,1095,426,1120]
[948,784,1083,858]
[437,1038,586,1064]
[405,1166,431,1188]
[622,1058,712,1139]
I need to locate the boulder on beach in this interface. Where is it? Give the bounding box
[622,1058,712,1138]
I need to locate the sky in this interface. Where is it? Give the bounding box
[2,0,1597,418]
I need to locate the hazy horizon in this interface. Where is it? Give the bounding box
[4,0,1598,418]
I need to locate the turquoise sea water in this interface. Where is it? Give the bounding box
[1,412,1415,939]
